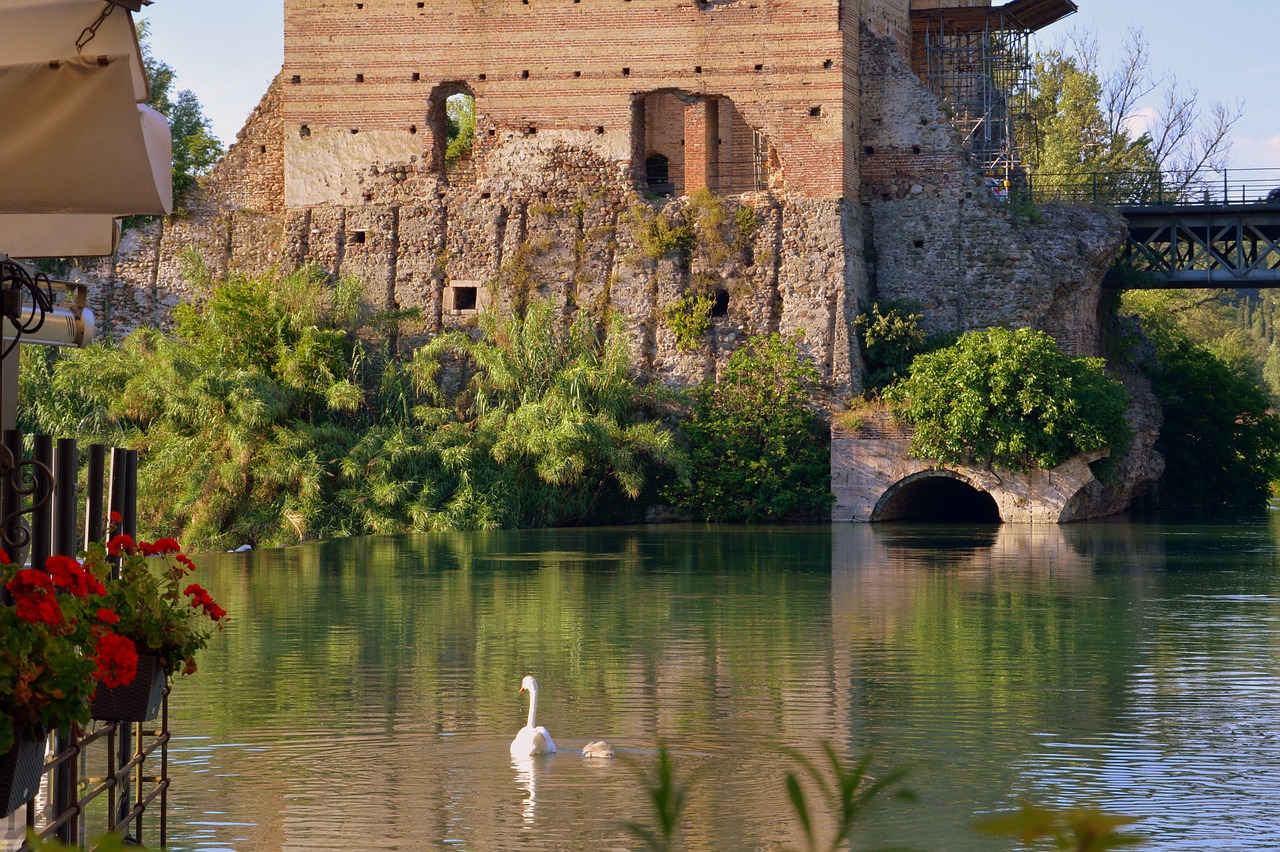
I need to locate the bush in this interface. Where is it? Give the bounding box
[888,327,1130,471]
[665,334,831,522]
[854,301,930,392]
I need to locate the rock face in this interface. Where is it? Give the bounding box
[66,0,1162,521]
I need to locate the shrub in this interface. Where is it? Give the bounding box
[888,327,1130,471]
[665,334,831,522]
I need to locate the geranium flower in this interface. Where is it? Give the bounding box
[97,608,120,624]
[106,534,136,556]
[46,554,106,598]
[93,632,139,688]
[15,591,63,625]
[140,537,182,556]
[109,511,123,525]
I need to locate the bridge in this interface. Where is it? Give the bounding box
[1027,168,1280,287]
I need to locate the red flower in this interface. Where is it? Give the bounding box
[6,568,54,597]
[0,549,9,565]
[97,608,120,624]
[184,583,227,622]
[140,537,182,556]
[93,632,139,688]
[175,553,197,573]
[45,554,106,599]
[15,592,62,625]
[108,511,123,525]
[106,534,136,556]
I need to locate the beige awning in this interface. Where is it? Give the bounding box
[0,0,172,256]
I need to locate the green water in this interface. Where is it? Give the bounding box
[164,521,1280,850]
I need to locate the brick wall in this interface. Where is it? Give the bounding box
[282,0,851,203]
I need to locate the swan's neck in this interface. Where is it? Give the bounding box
[526,686,539,729]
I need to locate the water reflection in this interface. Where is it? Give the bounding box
[160,522,1280,850]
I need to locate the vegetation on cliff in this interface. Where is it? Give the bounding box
[886,327,1130,473]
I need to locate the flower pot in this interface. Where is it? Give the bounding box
[91,653,166,722]
[0,728,46,818]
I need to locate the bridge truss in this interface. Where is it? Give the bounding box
[1120,204,1280,287]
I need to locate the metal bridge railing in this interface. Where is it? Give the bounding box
[1026,167,1280,208]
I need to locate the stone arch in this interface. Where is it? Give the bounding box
[872,470,1002,523]
[425,81,477,181]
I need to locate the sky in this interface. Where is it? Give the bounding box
[138,0,1278,171]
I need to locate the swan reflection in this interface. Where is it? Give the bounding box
[512,754,541,826]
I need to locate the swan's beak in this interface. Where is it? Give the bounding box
[518,686,526,694]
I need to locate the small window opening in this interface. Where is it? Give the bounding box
[622,67,631,76]
[912,144,921,155]
[754,63,763,71]
[299,124,311,137]
[350,127,359,134]
[451,285,478,312]
[521,69,530,79]
[351,231,367,244]
[913,239,925,248]
[290,74,302,84]
[478,73,487,81]
[355,73,365,83]
[711,288,730,317]
[417,1,424,6]
[823,59,833,69]
[809,105,822,117]
[259,145,267,154]
[412,72,421,82]
[695,66,702,74]
[645,153,673,196]
[409,124,417,134]
[573,70,582,78]
[355,2,363,7]
[594,126,605,135]
[863,145,874,156]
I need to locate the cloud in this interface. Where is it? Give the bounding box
[1229,135,1280,171]
[1123,107,1158,140]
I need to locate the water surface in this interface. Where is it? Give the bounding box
[163,522,1280,849]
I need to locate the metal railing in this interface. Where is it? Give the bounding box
[1025,167,1280,208]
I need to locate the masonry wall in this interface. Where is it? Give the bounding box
[282,0,855,204]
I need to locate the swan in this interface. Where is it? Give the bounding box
[582,740,614,760]
[510,675,556,756]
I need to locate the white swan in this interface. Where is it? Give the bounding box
[510,675,557,756]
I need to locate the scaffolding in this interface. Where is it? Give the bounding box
[913,9,1033,185]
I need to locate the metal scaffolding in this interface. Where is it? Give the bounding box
[913,9,1033,184]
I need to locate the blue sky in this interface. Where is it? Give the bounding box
[139,0,1276,170]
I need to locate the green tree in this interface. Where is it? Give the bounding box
[888,327,1130,472]
[137,21,224,204]
[854,300,931,393]
[665,334,831,522]
[445,93,475,167]
[1122,295,1280,511]
[1026,28,1240,203]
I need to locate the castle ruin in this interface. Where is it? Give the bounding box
[84,0,1164,522]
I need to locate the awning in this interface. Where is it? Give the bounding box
[0,0,172,257]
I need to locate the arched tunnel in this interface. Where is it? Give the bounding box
[873,473,1002,523]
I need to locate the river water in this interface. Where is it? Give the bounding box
[161,520,1280,850]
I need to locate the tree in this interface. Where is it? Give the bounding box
[1122,292,1280,511]
[137,21,224,204]
[1026,27,1241,203]
[888,328,1130,472]
[664,334,831,522]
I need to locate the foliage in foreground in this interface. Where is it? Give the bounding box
[623,742,1141,851]
[888,327,1130,472]
[663,333,831,522]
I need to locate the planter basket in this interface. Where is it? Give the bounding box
[92,653,166,723]
[1,728,46,819]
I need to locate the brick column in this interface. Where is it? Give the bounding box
[683,96,719,194]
